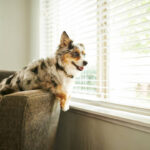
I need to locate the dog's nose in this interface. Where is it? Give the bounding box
[83,61,88,66]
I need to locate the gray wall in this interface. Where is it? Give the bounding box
[56,110,150,150]
[0,0,40,71]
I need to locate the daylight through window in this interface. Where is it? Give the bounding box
[40,0,150,108]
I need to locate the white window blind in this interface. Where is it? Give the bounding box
[40,0,107,100]
[108,0,150,108]
[40,0,150,108]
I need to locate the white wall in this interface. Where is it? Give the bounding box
[29,0,40,62]
[0,0,39,71]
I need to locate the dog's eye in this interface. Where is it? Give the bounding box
[72,52,80,58]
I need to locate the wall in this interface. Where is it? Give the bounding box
[0,0,31,71]
[55,110,150,150]
[28,0,40,62]
[0,0,40,71]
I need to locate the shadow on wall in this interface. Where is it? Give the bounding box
[55,110,150,150]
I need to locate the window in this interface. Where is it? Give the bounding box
[40,0,150,109]
[108,0,150,108]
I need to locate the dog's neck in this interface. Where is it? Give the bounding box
[55,62,74,79]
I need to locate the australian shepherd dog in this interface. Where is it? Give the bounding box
[0,31,88,111]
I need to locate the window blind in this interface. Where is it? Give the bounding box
[40,0,108,100]
[108,0,150,108]
[40,0,150,108]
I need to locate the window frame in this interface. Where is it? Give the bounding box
[71,96,150,116]
[40,0,150,116]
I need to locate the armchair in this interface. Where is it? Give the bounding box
[0,70,60,150]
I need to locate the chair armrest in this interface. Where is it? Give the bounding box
[0,70,16,82]
[0,90,60,150]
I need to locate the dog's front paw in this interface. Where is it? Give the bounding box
[62,103,70,111]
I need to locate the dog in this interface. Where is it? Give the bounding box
[0,31,88,111]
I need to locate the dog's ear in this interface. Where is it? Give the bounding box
[59,31,72,48]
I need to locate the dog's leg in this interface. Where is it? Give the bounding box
[54,92,71,111]
[55,92,67,111]
[40,81,69,111]
[63,95,70,111]
[54,85,70,111]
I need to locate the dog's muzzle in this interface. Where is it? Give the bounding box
[72,61,84,71]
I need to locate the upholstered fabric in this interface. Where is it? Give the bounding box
[0,71,60,150]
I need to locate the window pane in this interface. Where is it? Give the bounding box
[108,0,150,108]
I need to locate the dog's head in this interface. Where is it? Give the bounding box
[56,31,88,75]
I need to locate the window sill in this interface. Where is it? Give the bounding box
[70,100,150,134]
